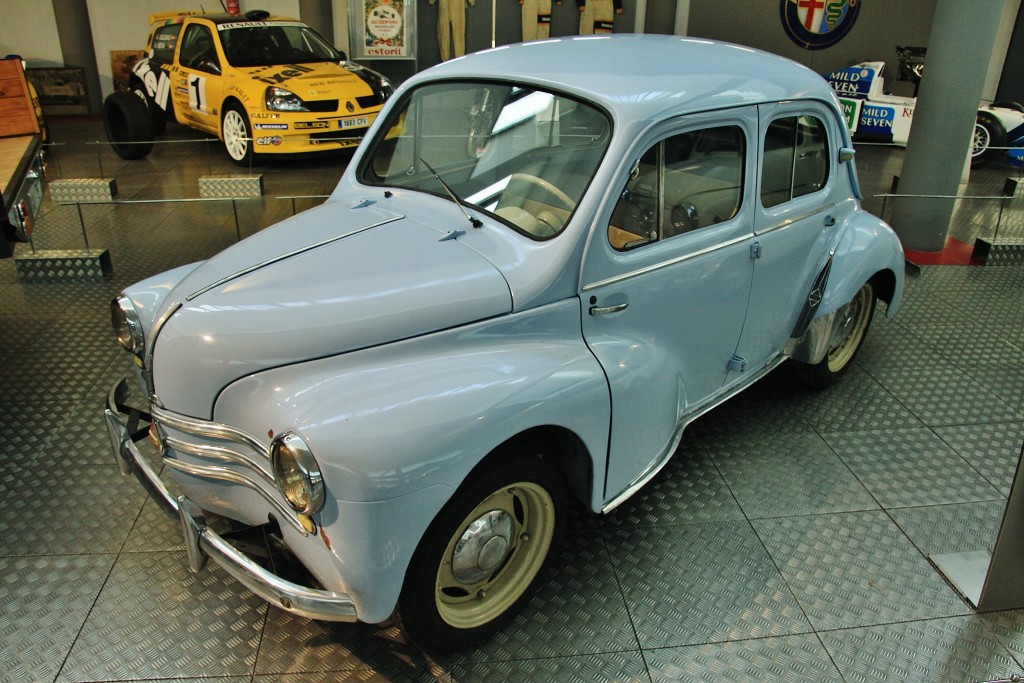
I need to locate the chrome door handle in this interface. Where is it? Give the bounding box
[589,302,629,316]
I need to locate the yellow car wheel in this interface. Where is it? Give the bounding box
[222,103,255,166]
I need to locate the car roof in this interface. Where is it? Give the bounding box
[409,34,839,122]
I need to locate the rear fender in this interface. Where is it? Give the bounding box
[787,211,904,364]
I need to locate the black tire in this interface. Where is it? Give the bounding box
[129,86,167,136]
[795,282,875,389]
[398,448,566,650]
[991,101,1024,113]
[103,91,154,160]
[222,102,256,166]
[972,111,1006,168]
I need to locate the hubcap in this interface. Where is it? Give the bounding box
[451,509,514,583]
[435,482,555,629]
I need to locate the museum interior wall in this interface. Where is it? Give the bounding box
[1,0,1022,116]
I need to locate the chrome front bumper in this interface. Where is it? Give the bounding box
[103,377,358,622]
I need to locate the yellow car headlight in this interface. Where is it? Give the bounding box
[271,432,325,514]
[265,87,309,112]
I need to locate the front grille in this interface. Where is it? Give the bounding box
[355,93,384,109]
[306,99,338,113]
[309,130,365,143]
[151,404,308,535]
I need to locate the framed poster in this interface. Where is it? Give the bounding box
[111,50,146,92]
[26,66,89,115]
[349,0,416,60]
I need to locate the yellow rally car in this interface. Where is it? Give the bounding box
[103,9,393,164]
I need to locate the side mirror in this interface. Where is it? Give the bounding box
[337,49,348,62]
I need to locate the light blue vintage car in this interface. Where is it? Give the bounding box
[105,34,905,650]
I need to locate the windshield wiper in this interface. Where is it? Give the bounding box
[419,157,482,228]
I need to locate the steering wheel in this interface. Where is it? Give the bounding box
[507,173,576,211]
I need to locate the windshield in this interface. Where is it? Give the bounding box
[219,22,340,67]
[359,82,611,238]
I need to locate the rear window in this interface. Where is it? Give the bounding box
[151,25,182,63]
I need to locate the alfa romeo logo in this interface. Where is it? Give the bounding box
[780,0,861,50]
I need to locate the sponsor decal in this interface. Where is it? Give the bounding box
[294,121,331,129]
[251,112,281,119]
[780,0,860,51]
[255,136,284,146]
[217,20,306,31]
[858,104,895,133]
[255,123,289,130]
[252,64,316,85]
[838,98,862,132]
[826,66,871,99]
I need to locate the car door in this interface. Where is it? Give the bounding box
[580,108,757,504]
[732,102,840,375]
[172,22,225,134]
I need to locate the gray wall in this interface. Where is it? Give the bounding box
[366,0,937,91]
[687,0,936,93]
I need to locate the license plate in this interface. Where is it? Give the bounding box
[339,116,369,129]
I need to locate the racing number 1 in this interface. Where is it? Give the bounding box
[188,74,207,113]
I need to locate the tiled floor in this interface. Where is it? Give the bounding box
[1,118,1022,682]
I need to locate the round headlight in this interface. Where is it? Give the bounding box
[111,296,145,365]
[271,432,325,514]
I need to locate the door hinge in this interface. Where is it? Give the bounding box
[750,242,762,259]
[727,355,747,373]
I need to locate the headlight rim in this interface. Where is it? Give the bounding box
[271,432,325,515]
[111,295,145,366]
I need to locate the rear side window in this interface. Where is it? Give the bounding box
[760,115,829,209]
[151,25,182,63]
[608,125,745,250]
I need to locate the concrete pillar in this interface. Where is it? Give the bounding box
[300,0,335,45]
[890,0,1005,252]
[52,0,102,115]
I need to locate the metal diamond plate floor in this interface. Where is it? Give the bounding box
[1,119,1022,683]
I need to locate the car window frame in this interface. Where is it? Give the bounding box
[606,122,747,252]
[758,110,832,210]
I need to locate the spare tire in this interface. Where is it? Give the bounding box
[103,91,154,160]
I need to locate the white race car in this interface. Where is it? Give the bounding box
[825,61,1024,167]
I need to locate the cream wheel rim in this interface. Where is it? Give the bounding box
[826,284,872,372]
[435,482,555,629]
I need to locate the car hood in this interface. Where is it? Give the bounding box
[235,62,375,102]
[150,200,512,419]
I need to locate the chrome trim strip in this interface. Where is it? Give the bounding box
[152,405,270,460]
[161,458,306,535]
[144,301,182,390]
[178,498,358,622]
[601,354,786,513]
[104,377,358,623]
[754,205,829,237]
[163,436,273,481]
[582,233,750,292]
[186,214,405,301]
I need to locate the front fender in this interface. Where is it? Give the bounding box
[212,299,610,620]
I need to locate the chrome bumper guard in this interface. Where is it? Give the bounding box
[104,377,358,622]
